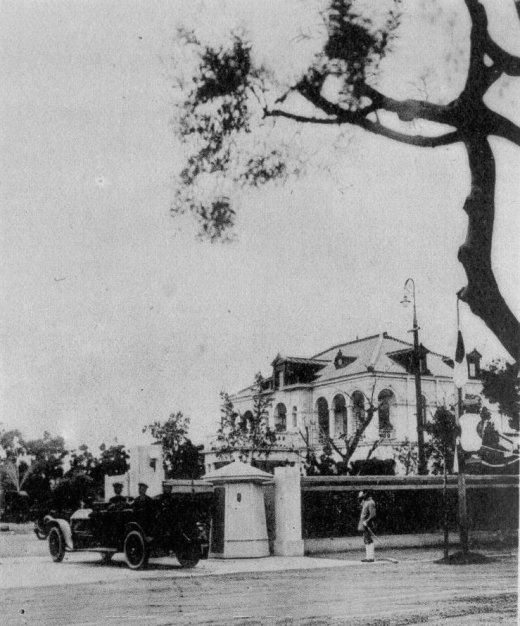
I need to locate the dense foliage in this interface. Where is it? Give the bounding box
[215,373,277,465]
[480,360,520,431]
[143,412,204,479]
[0,426,131,517]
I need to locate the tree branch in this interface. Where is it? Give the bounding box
[485,39,520,77]
[357,118,460,148]
[266,105,460,147]
[295,75,352,119]
[296,78,456,127]
[463,0,520,85]
[359,84,455,125]
[264,108,343,125]
[488,111,520,147]
[463,0,491,96]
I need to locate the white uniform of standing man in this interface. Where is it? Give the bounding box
[357,490,376,562]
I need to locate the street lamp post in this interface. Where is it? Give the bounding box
[401,278,427,475]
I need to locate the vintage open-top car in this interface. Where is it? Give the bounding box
[46,480,213,570]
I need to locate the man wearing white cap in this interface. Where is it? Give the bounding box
[357,490,376,562]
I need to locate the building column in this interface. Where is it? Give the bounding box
[273,465,304,556]
[328,406,335,440]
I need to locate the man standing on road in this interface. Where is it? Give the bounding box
[358,490,376,562]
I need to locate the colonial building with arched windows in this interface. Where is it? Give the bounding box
[204,332,487,473]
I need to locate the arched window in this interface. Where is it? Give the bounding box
[292,406,298,429]
[352,391,366,432]
[378,389,395,438]
[316,397,329,439]
[333,394,347,437]
[274,403,287,432]
[241,410,253,431]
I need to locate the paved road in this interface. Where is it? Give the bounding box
[0,552,516,625]
[0,530,47,557]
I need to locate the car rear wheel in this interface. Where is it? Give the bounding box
[124,530,149,570]
[48,527,65,562]
[176,542,200,568]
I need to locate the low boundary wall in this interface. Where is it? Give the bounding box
[300,474,518,552]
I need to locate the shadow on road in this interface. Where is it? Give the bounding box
[61,557,188,571]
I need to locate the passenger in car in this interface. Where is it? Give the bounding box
[108,482,127,507]
[133,483,153,508]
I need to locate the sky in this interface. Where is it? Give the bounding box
[1,0,519,451]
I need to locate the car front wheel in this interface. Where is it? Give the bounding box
[124,530,149,570]
[48,527,65,562]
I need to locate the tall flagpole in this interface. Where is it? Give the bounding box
[455,294,469,555]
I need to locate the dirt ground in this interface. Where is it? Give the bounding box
[0,528,517,625]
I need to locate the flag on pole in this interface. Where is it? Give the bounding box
[455,330,465,363]
[453,330,468,388]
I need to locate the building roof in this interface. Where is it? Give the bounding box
[273,356,329,366]
[203,459,274,483]
[233,332,457,398]
[311,332,455,380]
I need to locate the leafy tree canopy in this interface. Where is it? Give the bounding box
[143,412,203,479]
[480,360,520,430]
[0,427,26,463]
[173,0,520,360]
[1,428,132,503]
[19,431,68,501]
[67,444,97,477]
[65,443,130,493]
[215,372,276,464]
[97,443,130,477]
[424,406,459,475]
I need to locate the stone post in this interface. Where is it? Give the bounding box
[273,465,304,556]
[204,460,273,558]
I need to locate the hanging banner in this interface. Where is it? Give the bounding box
[459,413,482,453]
[453,330,468,388]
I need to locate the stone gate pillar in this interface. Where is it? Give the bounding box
[204,460,273,558]
[273,465,304,556]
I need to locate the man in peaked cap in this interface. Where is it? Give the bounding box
[133,482,154,530]
[357,490,377,562]
[134,482,152,503]
[108,482,127,506]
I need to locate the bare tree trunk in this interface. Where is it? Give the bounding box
[458,137,520,361]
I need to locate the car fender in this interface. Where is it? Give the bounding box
[125,521,152,543]
[49,519,73,550]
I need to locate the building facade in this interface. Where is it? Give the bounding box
[205,333,486,473]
